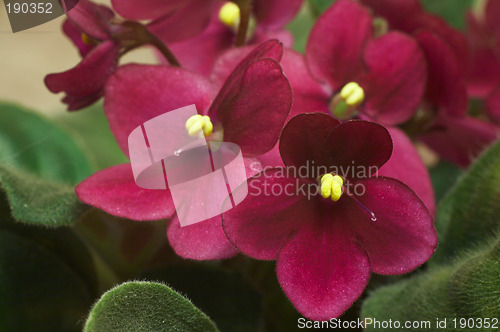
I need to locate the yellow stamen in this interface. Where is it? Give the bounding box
[340,82,365,107]
[81,33,95,45]
[219,2,240,30]
[320,174,344,201]
[185,114,213,137]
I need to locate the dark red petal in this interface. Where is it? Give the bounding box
[280,49,330,118]
[360,0,422,32]
[45,41,119,111]
[419,115,500,167]
[111,0,185,20]
[361,32,427,125]
[76,164,176,220]
[103,64,213,156]
[306,0,373,90]
[222,169,314,260]
[484,0,500,33]
[62,19,94,57]
[210,39,283,91]
[466,48,500,98]
[147,0,219,43]
[253,0,303,30]
[279,113,340,170]
[215,59,292,157]
[379,127,435,215]
[324,120,393,173]
[67,0,114,40]
[277,214,370,320]
[345,177,437,274]
[416,30,467,117]
[167,215,238,260]
[486,86,500,124]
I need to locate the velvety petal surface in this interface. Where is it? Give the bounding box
[277,212,370,320]
[103,64,213,155]
[111,0,185,20]
[223,169,314,260]
[253,0,303,30]
[213,59,292,157]
[76,164,176,220]
[306,0,373,90]
[67,0,114,40]
[167,215,238,260]
[279,113,340,171]
[486,86,500,124]
[62,19,94,57]
[45,41,120,110]
[362,32,427,125]
[345,177,437,274]
[324,120,393,174]
[416,30,467,116]
[379,127,435,214]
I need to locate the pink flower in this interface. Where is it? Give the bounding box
[76,40,292,260]
[304,0,427,126]
[112,0,303,76]
[222,113,437,320]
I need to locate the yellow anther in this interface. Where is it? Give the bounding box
[340,82,365,107]
[81,33,94,45]
[219,2,240,29]
[320,174,344,201]
[185,114,213,137]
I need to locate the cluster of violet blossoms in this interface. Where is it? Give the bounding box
[45,0,499,321]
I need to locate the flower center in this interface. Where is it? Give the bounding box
[185,114,214,137]
[329,82,365,119]
[320,174,344,202]
[81,33,97,45]
[218,2,256,40]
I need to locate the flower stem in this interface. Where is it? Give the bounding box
[234,0,252,47]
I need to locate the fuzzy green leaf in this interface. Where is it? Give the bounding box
[421,0,474,30]
[0,102,93,226]
[84,281,219,332]
[429,161,462,203]
[432,139,500,264]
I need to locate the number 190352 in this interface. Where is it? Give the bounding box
[6,2,53,14]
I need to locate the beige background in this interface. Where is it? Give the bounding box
[0,0,154,115]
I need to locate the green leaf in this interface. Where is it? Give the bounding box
[432,139,500,264]
[308,0,336,15]
[0,102,93,226]
[421,0,474,30]
[362,239,500,331]
[84,281,219,332]
[140,265,262,332]
[429,161,462,202]
[287,3,315,53]
[55,104,128,171]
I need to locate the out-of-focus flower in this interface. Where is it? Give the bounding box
[223,113,437,320]
[45,0,180,110]
[76,40,292,260]
[111,0,303,76]
[305,0,427,126]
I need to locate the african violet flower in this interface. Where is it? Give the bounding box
[304,0,427,126]
[222,113,437,320]
[112,0,303,76]
[45,0,180,110]
[76,40,292,260]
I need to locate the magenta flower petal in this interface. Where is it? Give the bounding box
[62,20,94,57]
[277,217,370,321]
[279,113,340,170]
[324,120,393,172]
[223,169,315,260]
[419,115,500,167]
[306,0,373,90]
[345,177,436,274]
[254,0,303,30]
[111,0,185,21]
[280,50,330,118]
[379,127,435,214]
[147,0,219,43]
[45,41,120,111]
[416,30,467,117]
[362,32,427,125]
[167,215,238,260]
[67,0,114,40]
[103,64,213,155]
[76,164,176,220]
[209,40,284,92]
[214,58,292,157]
